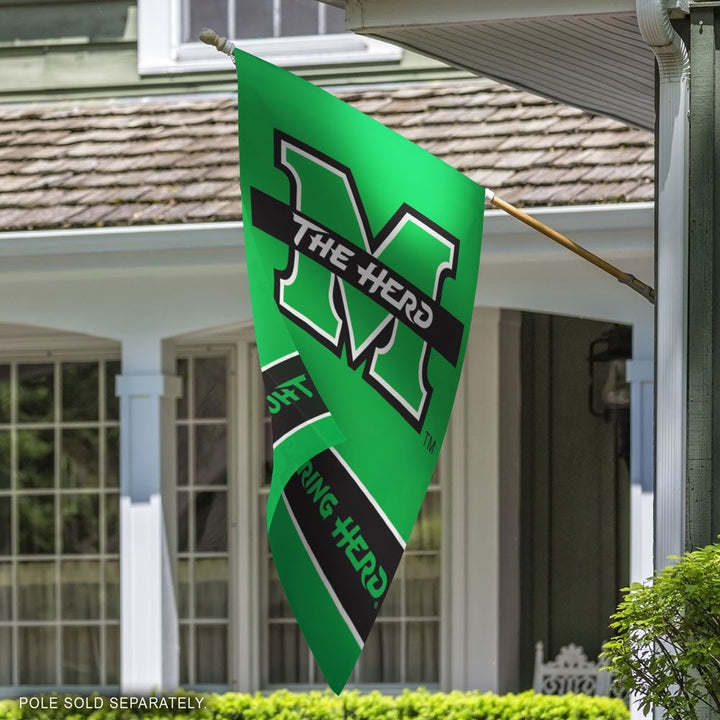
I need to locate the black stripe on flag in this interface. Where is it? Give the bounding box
[282,448,404,642]
[251,187,463,366]
[262,354,329,446]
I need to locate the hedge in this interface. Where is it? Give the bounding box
[0,689,629,720]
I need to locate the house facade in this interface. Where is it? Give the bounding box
[0,0,655,699]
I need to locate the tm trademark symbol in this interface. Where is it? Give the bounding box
[423,431,436,454]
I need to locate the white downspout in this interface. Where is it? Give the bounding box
[636,0,689,571]
[635,4,689,718]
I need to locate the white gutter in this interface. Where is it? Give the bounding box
[636,0,690,567]
[0,221,245,257]
[0,204,654,259]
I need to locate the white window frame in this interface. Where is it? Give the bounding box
[0,347,122,697]
[137,0,401,76]
[174,346,235,692]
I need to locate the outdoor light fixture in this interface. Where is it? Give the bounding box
[588,324,632,465]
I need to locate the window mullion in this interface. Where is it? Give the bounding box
[10,362,17,686]
[273,0,281,38]
[227,0,235,41]
[188,357,195,687]
[54,361,62,686]
[99,360,107,686]
[182,0,191,43]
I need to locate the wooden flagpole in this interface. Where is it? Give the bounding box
[487,190,655,304]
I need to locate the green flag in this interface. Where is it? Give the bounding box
[236,48,484,692]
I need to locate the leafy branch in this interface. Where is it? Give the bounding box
[602,541,720,720]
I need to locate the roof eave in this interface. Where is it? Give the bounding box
[332,0,659,130]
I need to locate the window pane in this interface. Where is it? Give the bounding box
[63,625,100,684]
[62,494,99,554]
[196,624,227,683]
[19,626,56,684]
[178,490,189,553]
[0,627,11,684]
[106,624,120,685]
[407,490,440,551]
[17,429,54,489]
[0,364,9,423]
[406,554,440,617]
[268,558,292,618]
[195,558,228,618]
[0,430,10,490]
[105,361,120,421]
[62,362,98,422]
[0,496,9,555]
[235,0,273,39]
[378,560,402,617]
[18,363,54,423]
[177,359,188,420]
[324,3,345,33]
[61,560,100,620]
[18,494,55,554]
[194,357,227,418]
[195,491,227,551]
[61,428,99,488]
[106,492,119,554]
[359,622,401,683]
[179,624,191,685]
[195,424,227,486]
[268,624,309,683]
[178,559,190,619]
[0,562,11,620]
[186,0,228,43]
[260,494,270,553]
[263,419,273,486]
[280,0,319,37]
[177,425,188,487]
[105,560,120,620]
[406,621,439,683]
[18,561,55,620]
[105,427,119,488]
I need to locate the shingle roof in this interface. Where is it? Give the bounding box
[0,80,653,232]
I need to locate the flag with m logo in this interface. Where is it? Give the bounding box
[236,48,484,692]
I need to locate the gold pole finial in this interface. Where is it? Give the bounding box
[199,27,236,59]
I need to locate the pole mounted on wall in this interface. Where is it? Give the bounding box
[199,28,657,306]
[486,191,656,304]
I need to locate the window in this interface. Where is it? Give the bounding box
[176,352,231,688]
[259,406,442,687]
[137,0,401,75]
[182,0,345,42]
[0,358,120,689]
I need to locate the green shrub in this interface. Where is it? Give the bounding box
[0,689,628,720]
[603,541,720,719]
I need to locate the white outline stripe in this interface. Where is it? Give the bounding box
[281,492,364,649]
[272,411,332,448]
[261,351,300,373]
[330,447,406,549]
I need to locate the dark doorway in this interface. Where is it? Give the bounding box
[518,313,630,688]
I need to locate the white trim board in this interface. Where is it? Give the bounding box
[0,202,652,260]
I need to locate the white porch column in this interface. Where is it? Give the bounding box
[627,324,654,720]
[117,338,181,693]
[444,308,521,692]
